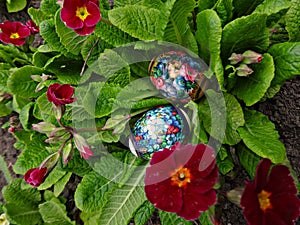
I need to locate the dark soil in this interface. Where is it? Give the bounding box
[0,2,299,225]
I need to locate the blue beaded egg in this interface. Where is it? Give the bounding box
[129,105,185,159]
[149,51,208,102]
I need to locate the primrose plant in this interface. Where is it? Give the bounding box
[0,0,300,225]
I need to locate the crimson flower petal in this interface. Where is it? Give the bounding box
[84,1,101,27]
[47,83,76,106]
[24,167,47,187]
[264,210,287,225]
[254,158,271,191]
[74,25,96,35]
[61,8,84,29]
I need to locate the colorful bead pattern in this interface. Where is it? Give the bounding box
[131,105,184,159]
[149,51,208,102]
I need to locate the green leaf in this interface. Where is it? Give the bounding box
[55,9,88,56]
[216,147,234,175]
[232,53,275,106]
[13,134,49,174]
[236,144,261,179]
[74,171,116,223]
[133,201,155,225]
[0,70,10,93]
[286,0,300,41]
[196,9,224,89]
[159,211,193,225]
[19,102,35,130]
[216,0,233,26]
[12,95,31,113]
[32,51,53,67]
[6,0,26,12]
[97,166,146,225]
[267,42,300,97]
[7,66,44,98]
[221,13,269,59]
[3,179,42,225]
[44,54,85,85]
[35,93,56,122]
[38,166,67,190]
[54,172,72,197]
[82,82,122,118]
[0,155,12,183]
[0,101,12,117]
[163,0,196,45]
[39,199,75,225]
[233,0,264,16]
[237,109,286,163]
[199,92,244,145]
[108,2,174,41]
[40,0,60,16]
[199,209,215,225]
[198,0,218,12]
[253,0,290,15]
[28,7,49,26]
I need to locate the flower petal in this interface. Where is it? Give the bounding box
[145,179,182,213]
[56,84,75,99]
[61,8,84,29]
[265,164,297,195]
[191,166,218,193]
[264,210,288,225]
[177,189,216,220]
[84,1,101,27]
[254,158,272,191]
[17,26,31,37]
[62,0,81,10]
[74,25,95,35]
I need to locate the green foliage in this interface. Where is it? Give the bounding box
[232,53,275,106]
[3,179,42,225]
[215,0,234,26]
[6,0,26,13]
[159,211,193,225]
[232,0,264,16]
[133,201,155,225]
[0,155,12,183]
[253,0,290,15]
[238,109,286,163]
[217,147,234,175]
[286,0,300,41]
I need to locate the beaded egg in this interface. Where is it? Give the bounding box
[129,105,186,159]
[149,51,208,102]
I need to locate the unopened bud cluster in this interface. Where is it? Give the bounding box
[228,50,263,77]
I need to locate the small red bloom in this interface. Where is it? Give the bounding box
[241,158,300,225]
[0,21,31,46]
[47,83,76,106]
[144,143,218,220]
[24,167,47,187]
[26,20,39,34]
[60,0,101,36]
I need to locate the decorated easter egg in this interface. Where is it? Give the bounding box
[129,105,185,159]
[149,51,208,102]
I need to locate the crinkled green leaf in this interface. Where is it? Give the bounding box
[199,92,244,145]
[233,0,264,16]
[0,44,31,66]
[163,0,195,45]
[237,109,286,163]
[38,166,67,190]
[198,0,218,12]
[0,155,12,183]
[0,101,12,117]
[3,179,42,225]
[0,70,10,93]
[97,166,146,225]
[236,144,261,179]
[159,211,193,225]
[199,210,215,225]
[221,13,269,59]
[32,51,53,67]
[55,9,88,56]
[54,172,72,197]
[39,199,75,225]
[216,0,233,26]
[19,102,34,130]
[44,54,85,85]
[196,9,224,89]
[7,66,44,98]
[253,0,290,15]
[134,201,155,225]
[267,42,300,91]
[233,53,275,106]
[108,3,173,41]
[217,147,234,175]
[40,0,60,16]
[12,95,31,113]
[6,0,26,13]
[28,7,49,26]
[13,134,49,174]
[286,0,300,41]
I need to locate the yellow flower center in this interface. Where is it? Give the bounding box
[257,190,272,212]
[171,167,191,188]
[10,32,20,39]
[76,6,90,21]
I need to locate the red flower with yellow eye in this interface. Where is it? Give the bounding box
[60,0,101,36]
[144,143,218,220]
[0,21,31,46]
[241,158,300,225]
[47,83,76,106]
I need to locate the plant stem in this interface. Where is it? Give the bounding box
[101,17,114,26]
[80,37,100,76]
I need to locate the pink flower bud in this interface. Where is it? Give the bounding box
[236,64,254,77]
[228,53,243,65]
[24,167,47,187]
[73,133,94,160]
[32,122,56,134]
[242,50,263,64]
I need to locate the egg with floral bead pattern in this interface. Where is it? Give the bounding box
[149,51,209,102]
[129,105,187,159]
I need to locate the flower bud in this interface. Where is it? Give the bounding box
[236,64,254,77]
[0,213,10,225]
[73,133,94,160]
[226,187,244,205]
[32,122,56,134]
[24,167,47,187]
[242,50,263,64]
[228,53,243,65]
[62,142,74,165]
